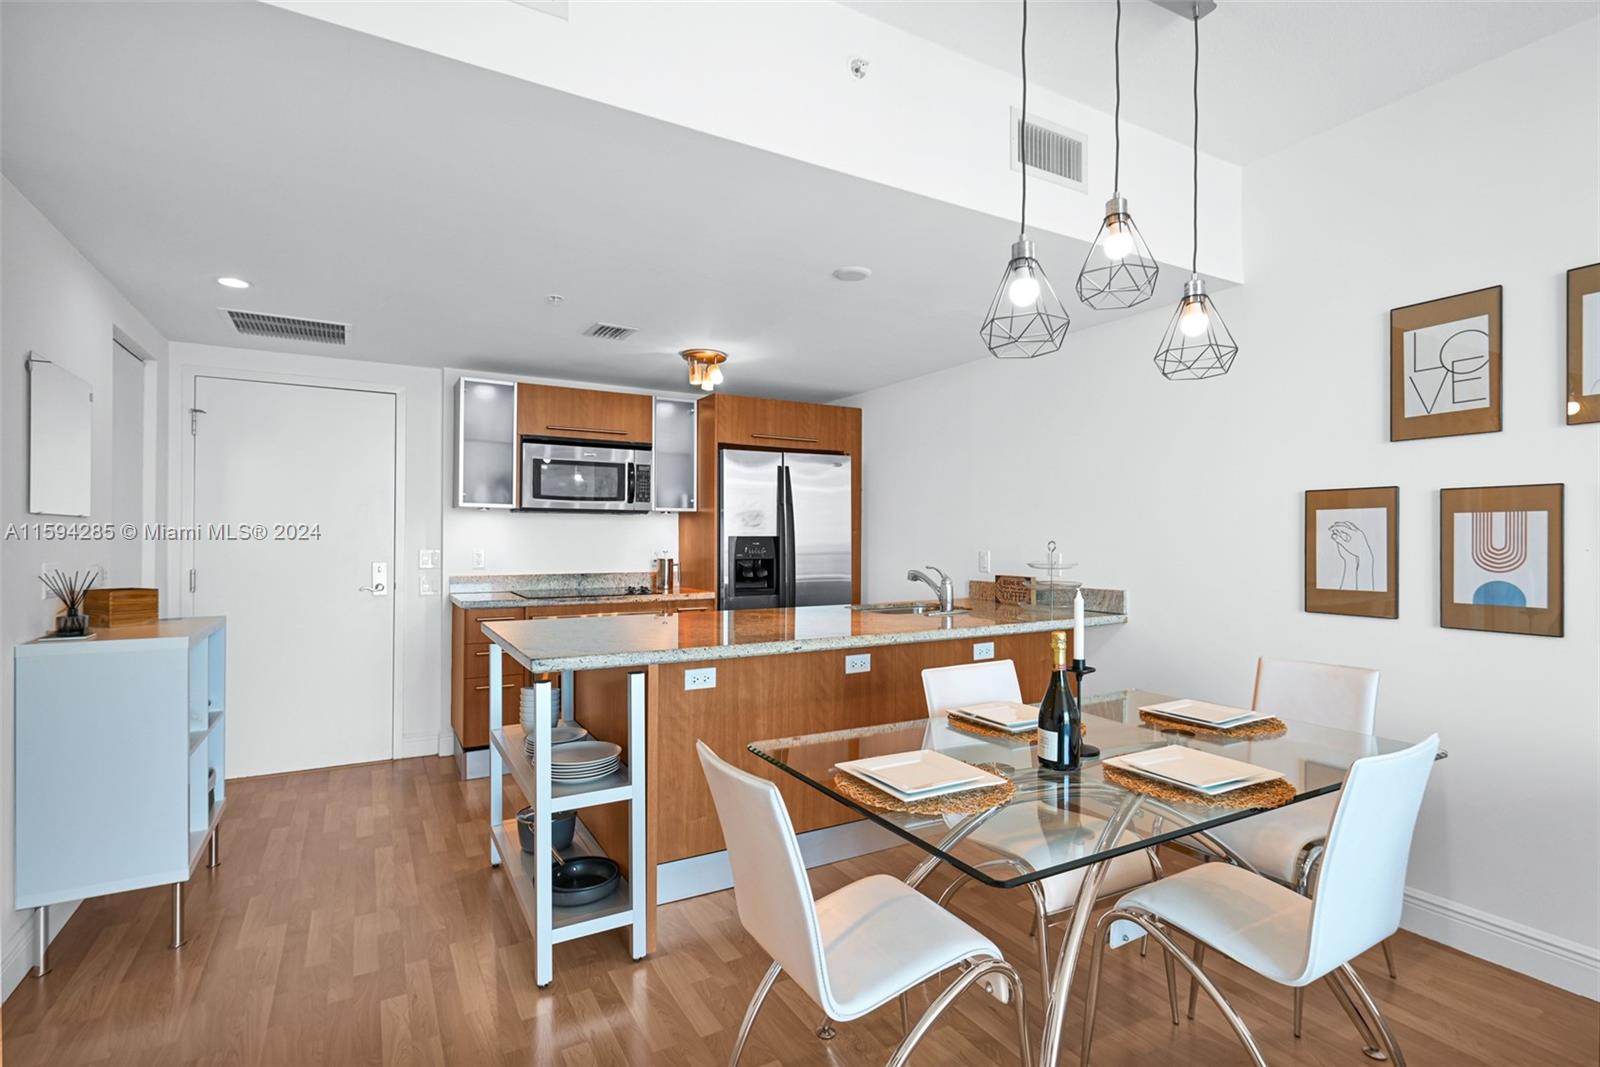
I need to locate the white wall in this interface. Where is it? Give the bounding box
[274,0,1245,283]
[163,343,448,760]
[848,24,1600,997]
[0,179,171,998]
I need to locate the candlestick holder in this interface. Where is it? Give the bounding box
[1070,658,1101,758]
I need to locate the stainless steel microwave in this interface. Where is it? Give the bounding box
[520,440,652,512]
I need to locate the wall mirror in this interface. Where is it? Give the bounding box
[28,354,93,517]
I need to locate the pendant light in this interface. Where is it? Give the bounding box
[1076,0,1159,309]
[980,0,1070,360]
[1153,7,1237,380]
[681,349,727,391]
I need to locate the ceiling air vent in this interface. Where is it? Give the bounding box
[1010,107,1087,192]
[582,322,639,341]
[224,309,347,345]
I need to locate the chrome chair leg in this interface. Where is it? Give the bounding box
[1085,910,1267,1067]
[814,1019,835,1040]
[899,992,911,1034]
[886,958,1030,1067]
[1381,938,1398,979]
[1293,986,1304,1037]
[730,961,782,1066]
[1340,963,1408,1067]
[1187,937,1206,1020]
[1323,969,1386,1059]
[1162,941,1180,1025]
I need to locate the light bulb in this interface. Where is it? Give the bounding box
[709,366,724,385]
[1101,223,1133,261]
[699,376,714,391]
[1006,265,1040,308]
[1178,297,1210,338]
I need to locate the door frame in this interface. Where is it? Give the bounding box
[176,366,407,764]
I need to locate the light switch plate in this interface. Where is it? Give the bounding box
[419,548,441,569]
[419,572,439,596]
[845,653,871,674]
[973,641,995,661]
[40,563,58,600]
[684,667,717,691]
[471,548,486,570]
[978,549,992,574]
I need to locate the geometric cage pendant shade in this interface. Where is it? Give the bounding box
[1076,196,1159,310]
[980,237,1072,359]
[1152,276,1238,381]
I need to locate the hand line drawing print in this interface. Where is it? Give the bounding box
[1470,511,1528,573]
[1328,520,1376,592]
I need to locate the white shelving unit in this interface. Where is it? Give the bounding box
[14,616,227,976]
[485,642,647,986]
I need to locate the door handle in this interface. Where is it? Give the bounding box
[751,432,819,443]
[545,424,629,436]
[362,562,389,596]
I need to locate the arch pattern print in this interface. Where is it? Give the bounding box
[1440,484,1564,637]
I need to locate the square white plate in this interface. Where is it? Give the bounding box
[1139,699,1273,730]
[836,749,1005,802]
[949,701,1039,732]
[1104,745,1283,796]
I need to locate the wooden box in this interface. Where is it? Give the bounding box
[85,587,159,630]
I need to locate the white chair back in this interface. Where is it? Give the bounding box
[695,742,833,1009]
[1298,734,1439,982]
[1252,657,1379,734]
[922,659,1023,716]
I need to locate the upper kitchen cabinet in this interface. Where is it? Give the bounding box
[651,398,697,512]
[518,383,653,445]
[457,377,518,508]
[713,394,859,454]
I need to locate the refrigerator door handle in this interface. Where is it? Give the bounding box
[780,462,798,606]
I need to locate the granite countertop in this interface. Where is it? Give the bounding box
[448,570,715,610]
[480,599,1127,673]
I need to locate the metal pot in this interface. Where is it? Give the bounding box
[516,807,576,853]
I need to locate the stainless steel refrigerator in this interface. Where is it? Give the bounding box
[718,448,853,610]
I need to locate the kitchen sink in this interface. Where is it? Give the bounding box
[853,602,971,617]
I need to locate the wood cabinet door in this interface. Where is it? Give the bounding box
[715,395,859,454]
[517,383,653,444]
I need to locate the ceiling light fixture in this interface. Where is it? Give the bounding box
[681,349,728,392]
[832,266,873,282]
[1075,0,1159,310]
[216,276,250,289]
[1153,6,1237,381]
[979,0,1069,360]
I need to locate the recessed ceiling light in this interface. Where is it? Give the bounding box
[216,276,251,289]
[832,266,872,282]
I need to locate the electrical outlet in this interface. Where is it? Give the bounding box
[684,667,717,691]
[845,653,871,675]
[471,548,486,570]
[40,563,58,599]
[978,549,992,574]
[973,641,995,661]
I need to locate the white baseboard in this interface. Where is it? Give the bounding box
[1402,886,1599,1000]
[2,900,79,1003]
[398,730,444,759]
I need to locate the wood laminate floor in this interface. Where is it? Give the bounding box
[3,756,1595,1066]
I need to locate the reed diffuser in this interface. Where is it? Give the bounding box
[40,568,97,637]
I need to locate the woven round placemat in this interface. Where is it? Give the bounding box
[1138,711,1287,740]
[832,764,1016,815]
[947,717,1039,744]
[1102,764,1296,810]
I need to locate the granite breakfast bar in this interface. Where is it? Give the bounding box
[480,594,1127,981]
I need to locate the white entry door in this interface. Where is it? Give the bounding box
[190,376,397,778]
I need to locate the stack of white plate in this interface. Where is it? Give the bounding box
[523,721,590,760]
[551,740,622,785]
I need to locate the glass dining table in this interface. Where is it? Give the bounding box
[748,688,1437,1066]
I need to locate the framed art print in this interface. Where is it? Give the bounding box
[1440,483,1563,637]
[1391,286,1502,441]
[1567,263,1600,424]
[1305,487,1398,619]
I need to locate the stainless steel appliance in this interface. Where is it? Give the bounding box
[521,441,652,512]
[719,449,853,609]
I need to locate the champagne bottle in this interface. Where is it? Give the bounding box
[1038,631,1082,772]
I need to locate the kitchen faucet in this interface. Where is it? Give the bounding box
[906,566,956,614]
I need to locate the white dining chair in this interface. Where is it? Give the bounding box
[696,742,1031,1067]
[1082,733,1441,1067]
[920,661,1170,1004]
[1204,658,1399,997]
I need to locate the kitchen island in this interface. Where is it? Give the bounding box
[481,594,1126,980]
